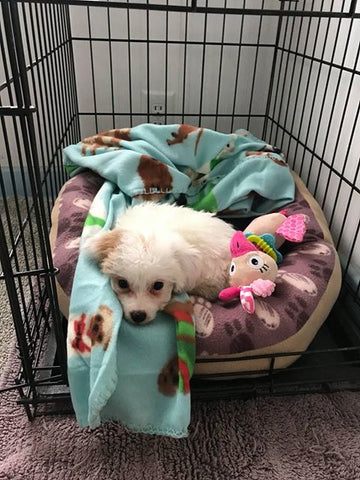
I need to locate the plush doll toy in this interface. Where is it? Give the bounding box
[219,211,307,314]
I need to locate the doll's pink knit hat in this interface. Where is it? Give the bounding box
[230,231,259,257]
[230,231,283,263]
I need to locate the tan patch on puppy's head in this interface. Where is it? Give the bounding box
[86,229,122,263]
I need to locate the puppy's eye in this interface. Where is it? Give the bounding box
[118,279,129,289]
[153,281,164,291]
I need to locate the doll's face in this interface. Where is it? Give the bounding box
[229,251,278,287]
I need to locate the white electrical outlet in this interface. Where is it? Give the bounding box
[151,115,165,125]
[152,103,165,114]
[141,90,175,124]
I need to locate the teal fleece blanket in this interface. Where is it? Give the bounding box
[63,124,295,437]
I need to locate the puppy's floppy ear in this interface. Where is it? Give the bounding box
[172,235,202,292]
[84,229,122,263]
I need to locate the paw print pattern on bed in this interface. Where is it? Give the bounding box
[54,170,337,358]
[192,186,337,356]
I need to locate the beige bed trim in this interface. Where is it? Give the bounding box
[50,171,342,375]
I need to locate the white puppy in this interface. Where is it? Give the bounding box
[86,202,234,324]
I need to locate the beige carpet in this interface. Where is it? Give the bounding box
[0,281,13,372]
[0,197,17,372]
[1,353,360,480]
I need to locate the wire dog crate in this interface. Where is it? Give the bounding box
[0,0,359,419]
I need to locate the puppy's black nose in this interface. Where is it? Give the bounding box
[130,310,147,324]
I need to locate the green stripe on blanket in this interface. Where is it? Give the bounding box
[84,214,106,228]
[64,123,294,437]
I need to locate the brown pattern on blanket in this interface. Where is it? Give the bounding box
[52,171,336,356]
[157,356,179,397]
[81,128,132,155]
[135,155,173,201]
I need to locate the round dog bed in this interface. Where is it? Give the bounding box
[50,171,341,376]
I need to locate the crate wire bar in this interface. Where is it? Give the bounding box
[0,0,359,419]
